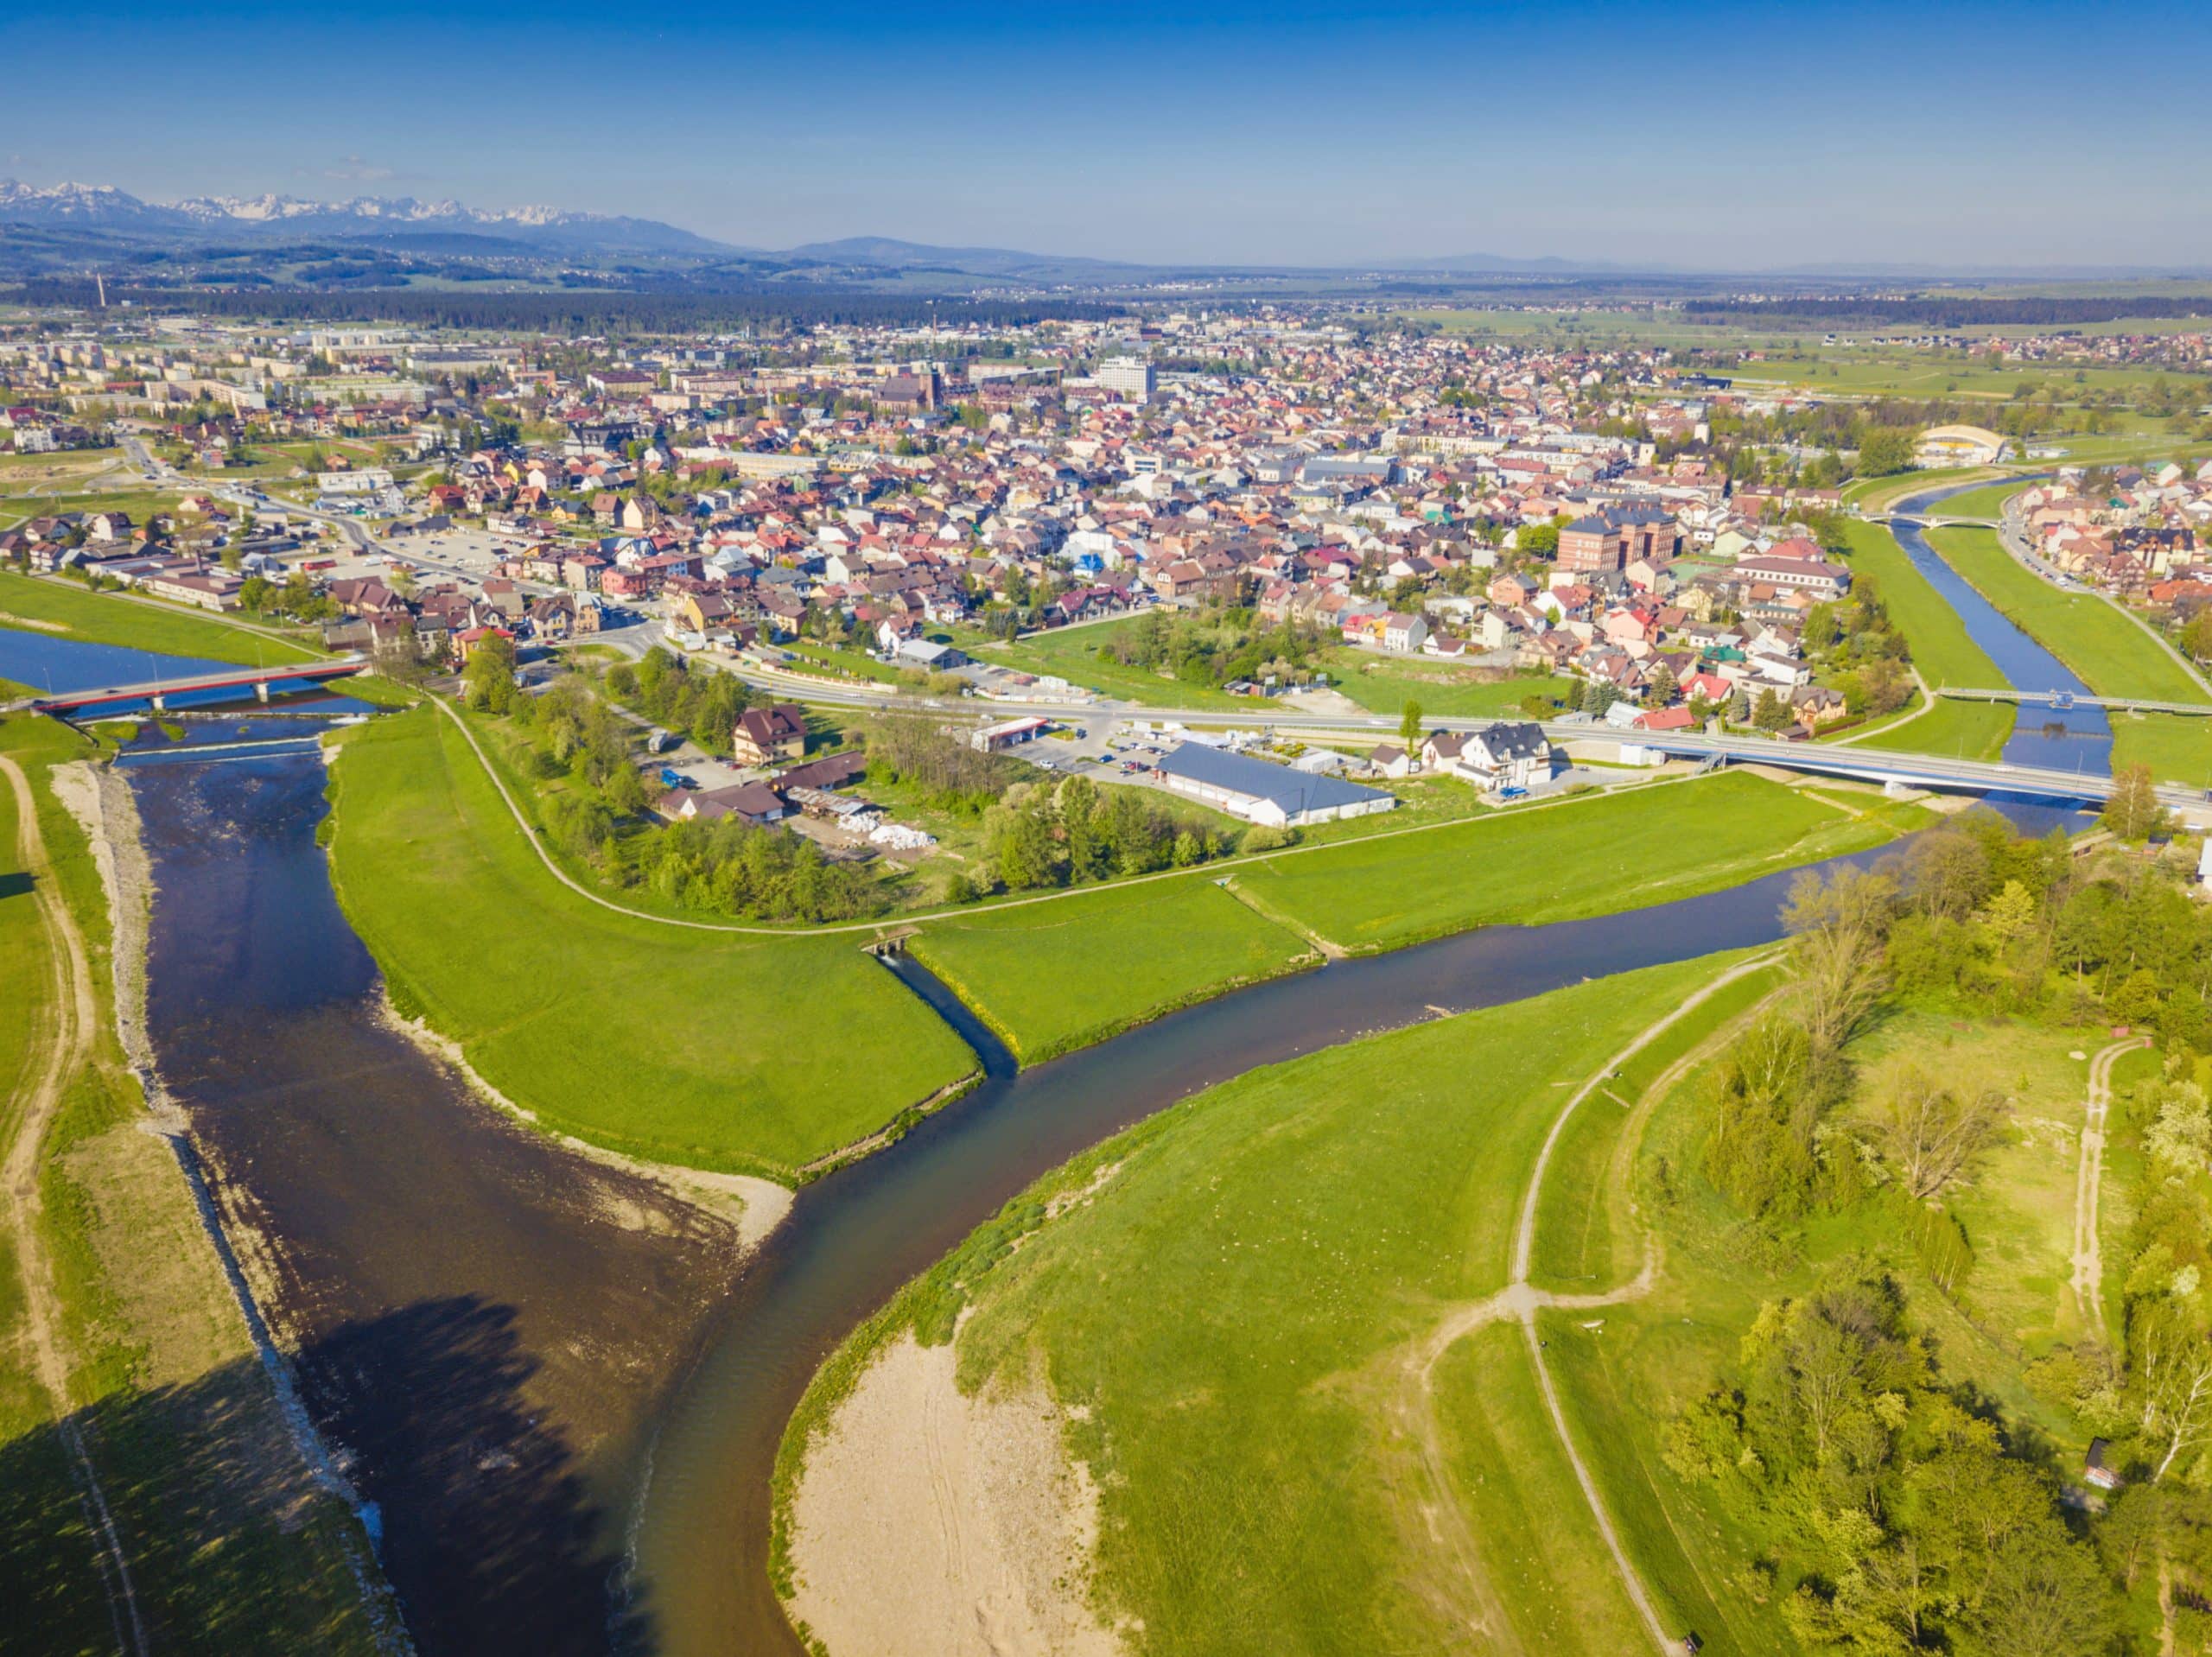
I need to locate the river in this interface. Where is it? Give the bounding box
[1889,480,2113,775]
[0,500,2109,1657]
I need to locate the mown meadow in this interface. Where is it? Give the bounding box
[1229,770,1927,954]
[906,879,1314,1062]
[0,570,323,669]
[325,706,977,1180]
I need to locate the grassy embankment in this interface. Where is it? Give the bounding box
[906,771,1923,1062]
[325,706,978,1181]
[1836,518,2017,761]
[1923,514,2212,784]
[0,569,325,669]
[908,880,1317,1063]
[1227,769,1929,955]
[775,953,1758,1654]
[0,714,391,1652]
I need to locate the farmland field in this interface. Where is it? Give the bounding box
[907,879,1313,1062]
[1230,770,1927,954]
[326,706,977,1181]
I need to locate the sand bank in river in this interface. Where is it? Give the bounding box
[787,1330,1122,1657]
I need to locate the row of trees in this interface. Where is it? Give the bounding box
[974,773,1236,898]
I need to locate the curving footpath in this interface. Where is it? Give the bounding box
[1396,949,1785,1654]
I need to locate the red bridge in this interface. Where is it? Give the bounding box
[24,657,368,714]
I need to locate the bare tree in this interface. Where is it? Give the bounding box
[1792,918,1888,1059]
[1904,826,1992,923]
[1872,1063,2012,1200]
[1783,864,1897,941]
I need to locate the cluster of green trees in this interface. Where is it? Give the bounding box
[971,773,1235,898]
[238,570,340,625]
[465,651,884,922]
[1104,606,1326,689]
[1802,577,1914,720]
[859,715,1242,899]
[603,647,750,757]
[1665,1258,2113,1654]
[1670,807,2212,1651]
[616,813,884,923]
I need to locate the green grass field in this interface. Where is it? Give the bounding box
[973,618,1247,709]
[326,707,977,1180]
[0,571,324,669]
[1316,652,1574,719]
[1230,771,1927,954]
[908,879,1314,1062]
[781,954,1745,1654]
[1530,959,1787,1291]
[1924,524,2212,780]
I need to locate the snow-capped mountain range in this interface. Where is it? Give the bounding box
[0,179,732,254]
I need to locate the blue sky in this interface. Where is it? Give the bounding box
[6,0,2209,268]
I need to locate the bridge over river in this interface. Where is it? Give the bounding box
[10,657,367,715]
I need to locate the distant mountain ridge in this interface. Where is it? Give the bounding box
[5,178,2209,284]
[0,179,734,254]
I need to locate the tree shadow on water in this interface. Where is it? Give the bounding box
[296,1294,656,1656]
[0,1294,655,1657]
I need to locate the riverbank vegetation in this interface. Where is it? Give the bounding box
[323,705,976,1180]
[0,714,392,1653]
[1546,811,2212,1654]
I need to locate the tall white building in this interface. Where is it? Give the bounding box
[1097,355,1155,400]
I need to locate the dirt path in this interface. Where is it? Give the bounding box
[0,752,149,1655]
[2071,1035,2149,1336]
[1391,950,1783,1655]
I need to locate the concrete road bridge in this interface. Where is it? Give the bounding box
[13,658,367,716]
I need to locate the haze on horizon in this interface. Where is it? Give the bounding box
[8,0,2210,271]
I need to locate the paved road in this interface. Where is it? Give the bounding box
[664,650,2202,814]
